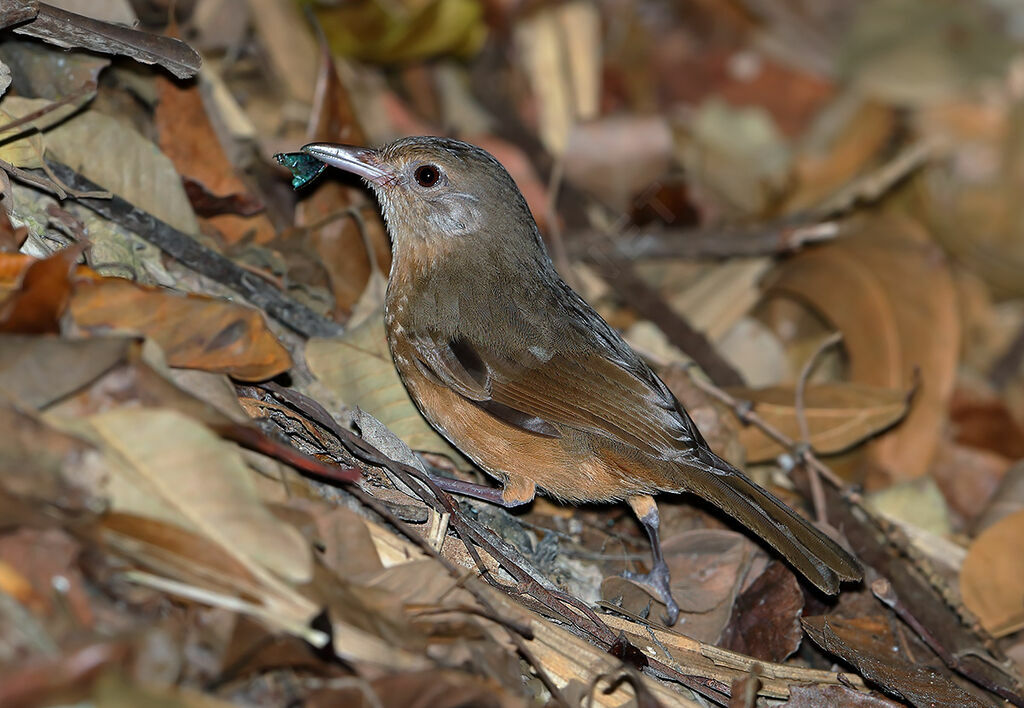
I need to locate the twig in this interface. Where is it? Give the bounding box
[0,82,95,137]
[35,160,343,338]
[0,157,67,199]
[571,219,841,261]
[13,2,201,79]
[794,332,843,524]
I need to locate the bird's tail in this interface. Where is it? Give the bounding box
[681,451,861,593]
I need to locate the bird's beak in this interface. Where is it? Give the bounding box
[301,143,393,186]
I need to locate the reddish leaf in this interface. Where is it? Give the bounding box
[0,245,86,334]
[154,73,276,245]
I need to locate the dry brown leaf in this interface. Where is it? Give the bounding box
[802,615,989,708]
[305,313,468,468]
[0,334,132,409]
[766,214,959,485]
[728,382,909,462]
[0,245,86,334]
[601,529,759,640]
[308,670,525,708]
[960,509,1024,637]
[782,684,901,707]
[154,71,275,245]
[69,278,291,381]
[721,561,804,663]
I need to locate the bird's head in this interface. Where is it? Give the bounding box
[302,137,543,263]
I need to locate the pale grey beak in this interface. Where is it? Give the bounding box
[301,142,392,185]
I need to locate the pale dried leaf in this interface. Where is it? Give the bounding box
[81,408,312,584]
[305,313,469,469]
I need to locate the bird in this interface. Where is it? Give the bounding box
[295,136,862,624]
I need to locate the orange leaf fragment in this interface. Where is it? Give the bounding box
[0,244,87,334]
[69,278,291,381]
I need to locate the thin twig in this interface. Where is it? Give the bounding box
[0,82,95,137]
[794,332,843,524]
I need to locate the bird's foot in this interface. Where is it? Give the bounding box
[622,559,680,626]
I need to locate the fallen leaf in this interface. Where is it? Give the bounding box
[308,669,523,708]
[0,244,86,334]
[305,312,469,469]
[0,94,95,168]
[766,214,959,486]
[45,110,199,236]
[929,439,1009,527]
[602,529,759,639]
[782,684,902,707]
[81,407,313,585]
[0,334,133,408]
[0,527,93,626]
[728,382,909,462]
[960,509,1024,636]
[973,460,1024,534]
[154,71,275,245]
[867,477,953,537]
[69,277,292,381]
[721,561,804,663]
[0,403,100,508]
[802,615,988,708]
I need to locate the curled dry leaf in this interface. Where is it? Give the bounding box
[960,509,1024,637]
[69,277,292,381]
[305,312,469,469]
[766,214,959,485]
[728,382,910,462]
[0,244,87,335]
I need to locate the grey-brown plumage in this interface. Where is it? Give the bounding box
[302,136,862,623]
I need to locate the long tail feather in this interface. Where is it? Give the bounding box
[681,452,861,593]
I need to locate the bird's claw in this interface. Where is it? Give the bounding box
[622,561,680,626]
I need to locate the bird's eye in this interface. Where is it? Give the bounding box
[414,164,440,187]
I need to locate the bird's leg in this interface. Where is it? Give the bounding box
[623,495,680,625]
[426,473,536,508]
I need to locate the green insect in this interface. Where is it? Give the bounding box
[274,152,327,189]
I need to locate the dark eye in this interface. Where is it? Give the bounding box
[414,164,440,187]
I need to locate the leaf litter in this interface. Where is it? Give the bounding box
[0,1,1023,707]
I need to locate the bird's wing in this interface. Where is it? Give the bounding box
[406,330,702,458]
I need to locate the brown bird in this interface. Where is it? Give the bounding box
[300,137,862,623]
